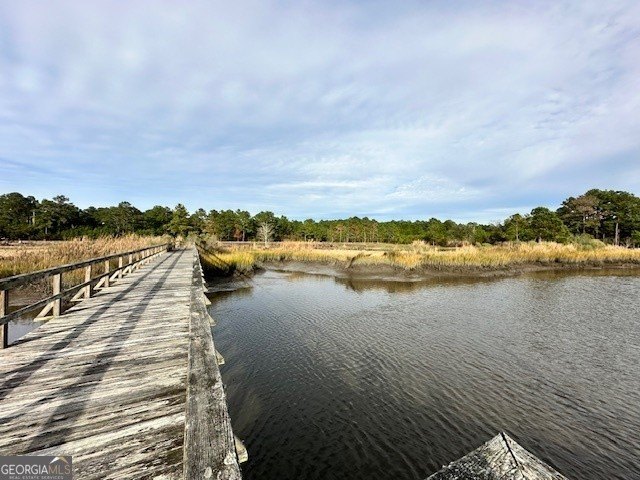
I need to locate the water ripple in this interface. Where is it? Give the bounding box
[212,270,640,480]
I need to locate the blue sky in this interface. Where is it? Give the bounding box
[1,1,639,222]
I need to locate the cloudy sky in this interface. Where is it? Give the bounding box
[1,1,639,222]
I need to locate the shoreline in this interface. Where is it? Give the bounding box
[208,257,640,283]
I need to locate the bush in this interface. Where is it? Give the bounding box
[573,234,605,250]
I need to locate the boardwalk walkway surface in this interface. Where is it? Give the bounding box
[0,248,226,479]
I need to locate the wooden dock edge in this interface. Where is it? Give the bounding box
[427,432,568,480]
[183,248,243,479]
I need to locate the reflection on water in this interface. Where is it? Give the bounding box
[212,268,640,480]
[5,303,44,345]
[8,318,45,344]
[333,274,495,293]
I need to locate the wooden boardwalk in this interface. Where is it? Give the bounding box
[0,248,241,479]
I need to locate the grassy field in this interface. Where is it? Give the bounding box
[0,235,167,281]
[199,240,640,276]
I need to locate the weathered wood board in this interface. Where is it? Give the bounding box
[183,255,242,479]
[427,432,568,480]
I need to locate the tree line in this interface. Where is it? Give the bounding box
[1,189,639,247]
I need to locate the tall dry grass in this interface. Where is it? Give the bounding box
[0,235,167,283]
[200,241,640,275]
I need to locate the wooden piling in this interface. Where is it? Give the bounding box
[427,432,568,480]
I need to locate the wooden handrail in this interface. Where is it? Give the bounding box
[0,244,170,347]
[0,243,169,290]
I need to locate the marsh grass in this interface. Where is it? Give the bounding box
[0,235,167,294]
[199,249,257,276]
[200,240,640,275]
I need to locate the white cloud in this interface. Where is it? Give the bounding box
[387,175,481,202]
[0,0,639,219]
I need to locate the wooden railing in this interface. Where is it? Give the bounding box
[0,244,169,348]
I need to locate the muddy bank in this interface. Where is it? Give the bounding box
[208,258,640,284]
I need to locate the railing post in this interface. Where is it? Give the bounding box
[52,273,62,317]
[118,256,124,278]
[104,260,110,288]
[84,265,93,298]
[1,289,8,349]
[128,253,133,273]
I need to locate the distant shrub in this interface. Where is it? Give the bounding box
[573,234,605,250]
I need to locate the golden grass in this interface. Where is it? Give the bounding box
[199,250,258,275]
[0,235,167,282]
[200,241,640,274]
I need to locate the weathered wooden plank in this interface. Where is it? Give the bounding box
[0,333,189,367]
[427,432,568,480]
[0,395,186,452]
[31,412,186,479]
[0,369,186,419]
[183,253,242,479]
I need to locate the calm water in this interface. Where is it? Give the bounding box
[7,306,43,345]
[209,269,640,480]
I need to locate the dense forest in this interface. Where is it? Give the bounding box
[1,189,640,247]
